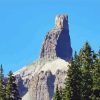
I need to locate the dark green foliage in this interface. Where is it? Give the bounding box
[53,85,62,100]
[6,71,21,100]
[0,67,21,100]
[62,52,82,100]
[53,42,100,100]
[79,42,94,99]
[90,51,100,100]
[0,65,6,100]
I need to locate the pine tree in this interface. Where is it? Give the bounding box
[79,42,93,100]
[0,64,6,100]
[6,71,21,100]
[90,50,100,100]
[62,52,81,100]
[53,85,62,100]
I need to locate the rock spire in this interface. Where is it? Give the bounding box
[40,15,72,61]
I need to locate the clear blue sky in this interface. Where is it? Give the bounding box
[0,0,100,75]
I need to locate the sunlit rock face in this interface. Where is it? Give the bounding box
[28,70,67,100]
[16,58,69,100]
[55,15,68,29]
[40,15,72,61]
[15,15,73,100]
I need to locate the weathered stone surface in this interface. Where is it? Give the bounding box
[40,15,72,61]
[16,58,69,100]
[28,71,54,100]
[28,70,67,100]
[15,15,73,100]
[55,15,68,29]
[16,75,28,97]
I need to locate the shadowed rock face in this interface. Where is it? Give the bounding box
[28,70,67,100]
[15,15,72,100]
[40,15,72,61]
[15,58,69,100]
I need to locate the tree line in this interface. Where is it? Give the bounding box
[0,65,21,100]
[53,42,100,100]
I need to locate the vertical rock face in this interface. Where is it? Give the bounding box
[40,15,72,60]
[28,70,67,100]
[17,58,69,100]
[29,71,55,100]
[15,15,73,100]
[55,15,68,29]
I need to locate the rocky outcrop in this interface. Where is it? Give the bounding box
[26,70,67,100]
[15,15,72,100]
[40,15,72,61]
[16,75,28,97]
[29,71,55,100]
[16,58,69,100]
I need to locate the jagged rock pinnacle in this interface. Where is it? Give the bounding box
[15,15,72,100]
[40,15,72,61]
[55,15,68,29]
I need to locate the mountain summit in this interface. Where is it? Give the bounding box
[15,15,72,100]
[40,15,72,60]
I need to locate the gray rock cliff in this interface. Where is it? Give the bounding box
[24,69,67,100]
[15,15,72,100]
[40,15,72,61]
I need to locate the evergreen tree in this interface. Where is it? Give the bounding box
[0,65,6,100]
[54,42,100,100]
[53,85,62,100]
[6,71,21,100]
[90,50,100,100]
[62,52,81,100]
[79,42,93,100]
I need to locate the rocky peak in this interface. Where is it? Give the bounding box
[40,15,72,61]
[15,15,72,100]
[55,15,68,29]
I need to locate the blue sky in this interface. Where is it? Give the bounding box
[0,0,100,75]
